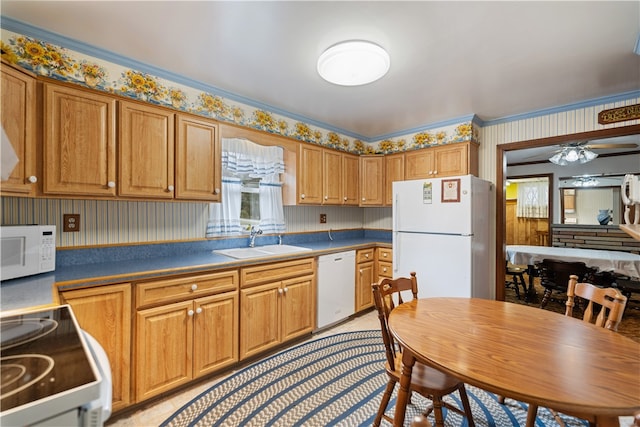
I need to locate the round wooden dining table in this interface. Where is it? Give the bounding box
[388,298,640,427]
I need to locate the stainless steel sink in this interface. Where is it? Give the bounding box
[214,244,311,259]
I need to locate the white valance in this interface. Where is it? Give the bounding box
[222,138,284,182]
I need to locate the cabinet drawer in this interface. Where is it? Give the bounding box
[136,270,238,308]
[241,258,315,288]
[378,261,393,278]
[356,248,374,263]
[377,247,392,262]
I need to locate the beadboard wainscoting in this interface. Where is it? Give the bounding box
[0,197,392,247]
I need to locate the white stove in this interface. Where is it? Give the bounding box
[0,305,110,426]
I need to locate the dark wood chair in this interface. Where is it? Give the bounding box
[527,274,628,425]
[371,273,475,427]
[536,258,594,308]
[505,261,527,300]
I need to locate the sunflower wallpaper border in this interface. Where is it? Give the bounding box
[1,29,479,154]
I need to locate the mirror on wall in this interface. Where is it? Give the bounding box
[558,174,634,225]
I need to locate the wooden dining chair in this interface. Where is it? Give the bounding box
[371,273,475,427]
[526,274,628,425]
[505,260,527,300]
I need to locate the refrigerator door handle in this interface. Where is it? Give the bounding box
[393,231,399,273]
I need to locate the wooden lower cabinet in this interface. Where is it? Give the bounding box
[377,247,393,280]
[355,248,375,312]
[134,270,239,402]
[59,283,132,412]
[239,258,316,360]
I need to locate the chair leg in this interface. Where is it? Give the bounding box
[540,289,552,308]
[431,396,446,427]
[458,385,476,427]
[374,380,395,427]
[526,404,539,427]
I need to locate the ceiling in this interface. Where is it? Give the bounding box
[2,1,640,141]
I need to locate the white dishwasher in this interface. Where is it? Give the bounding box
[317,250,356,329]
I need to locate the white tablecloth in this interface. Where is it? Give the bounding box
[506,245,640,279]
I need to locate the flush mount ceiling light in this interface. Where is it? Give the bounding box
[549,146,598,165]
[317,40,390,86]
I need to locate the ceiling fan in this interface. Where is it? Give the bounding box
[548,140,638,165]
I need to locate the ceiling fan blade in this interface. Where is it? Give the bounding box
[587,143,638,149]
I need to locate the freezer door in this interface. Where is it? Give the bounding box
[393,232,473,298]
[393,176,473,235]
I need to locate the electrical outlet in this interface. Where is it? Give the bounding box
[320,213,327,224]
[63,214,80,232]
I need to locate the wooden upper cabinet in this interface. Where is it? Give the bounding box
[404,148,434,180]
[384,152,405,206]
[297,144,323,204]
[323,149,342,204]
[359,155,384,206]
[119,100,175,199]
[175,115,221,201]
[1,63,37,196]
[43,83,116,196]
[405,142,478,180]
[342,153,359,205]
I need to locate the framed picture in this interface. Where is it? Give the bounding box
[441,178,460,202]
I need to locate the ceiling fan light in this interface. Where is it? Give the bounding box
[549,152,568,165]
[581,149,598,162]
[317,40,390,86]
[564,147,580,162]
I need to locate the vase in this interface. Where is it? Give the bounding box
[597,209,611,225]
[84,75,98,87]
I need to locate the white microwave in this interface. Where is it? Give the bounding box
[0,225,56,281]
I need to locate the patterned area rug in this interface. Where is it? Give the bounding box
[161,331,588,427]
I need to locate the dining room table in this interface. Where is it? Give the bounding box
[387,297,640,427]
[506,245,640,301]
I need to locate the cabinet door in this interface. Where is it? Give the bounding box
[136,300,193,401]
[322,149,342,204]
[44,83,116,196]
[297,144,323,204]
[119,101,175,198]
[60,284,131,411]
[175,115,221,201]
[356,261,375,312]
[0,64,36,196]
[359,156,384,206]
[405,148,434,180]
[385,153,405,206]
[240,282,281,359]
[342,153,359,205]
[281,275,315,341]
[193,292,238,377]
[433,143,468,177]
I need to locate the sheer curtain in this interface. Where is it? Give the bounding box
[516,181,549,218]
[207,138,285,237]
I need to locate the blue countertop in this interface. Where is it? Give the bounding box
[1,232,391,312]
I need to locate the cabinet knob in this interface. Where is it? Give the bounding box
[187,309,194,316]
[383,267,388,273]
[365,254,369,258]
[343,197,347,201]
[361,197,366,201]
[283,287,289,293]
[214,188,220,194]
[433,170,438,175]
[191,284,198,291]
[195,307,203,314]
[301,194,306,199]
[27,176,38,183]
[167,185,175,192]
[278,288,284,295]
[107,181,116,188]
[383,253,388,258]
[359,269,363,274]
[324,195,328,200]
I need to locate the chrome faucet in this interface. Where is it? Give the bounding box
[249,226,263,247]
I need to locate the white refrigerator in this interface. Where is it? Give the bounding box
[393,175,494,299]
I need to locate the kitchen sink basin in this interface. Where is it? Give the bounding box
[214,244,311,259]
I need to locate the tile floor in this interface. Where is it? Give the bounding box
[105,310,380,427]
